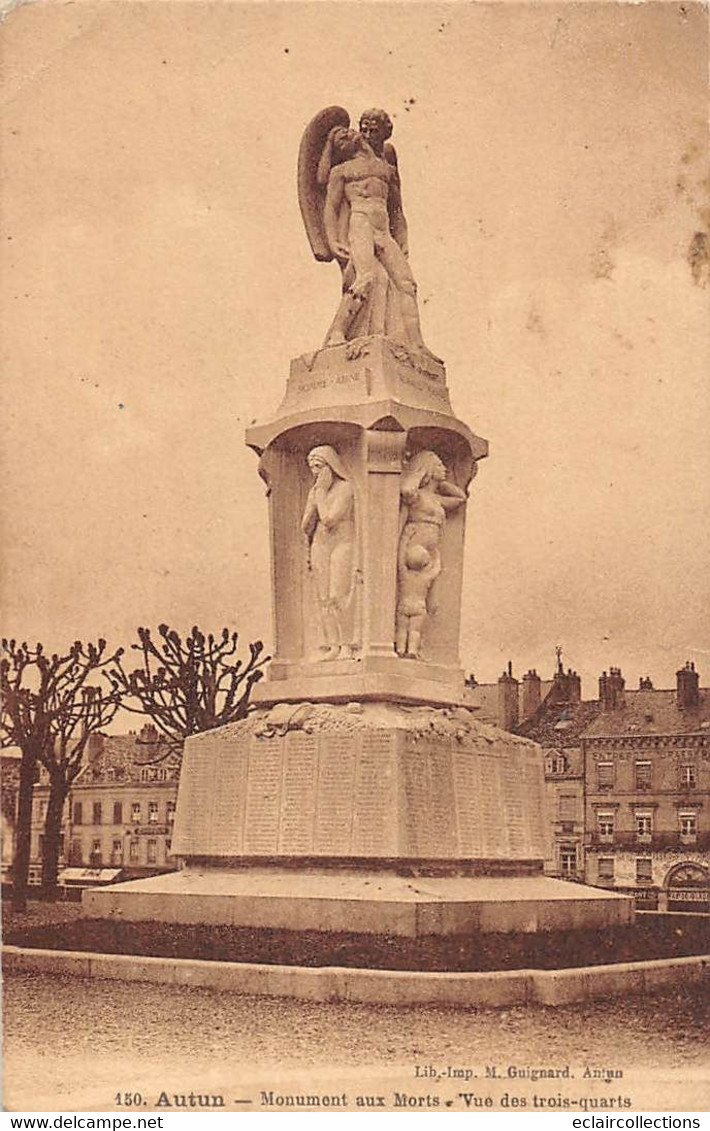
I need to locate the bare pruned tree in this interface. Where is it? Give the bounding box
[0,638,123,908]
[106,625,268,762]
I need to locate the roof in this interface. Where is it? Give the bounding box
[581,688,710,739]
[77,733,182,785]
[517,698,602,747]
[466,680,553,726]
[517,684,710,746]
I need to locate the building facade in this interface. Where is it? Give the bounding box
[1,747,21,884]
[29,725,181,884]
[583,664,710,911]
[509,658,710,907]
[515,663,595,880]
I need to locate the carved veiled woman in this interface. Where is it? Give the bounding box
[301,446,358,660]
[396,450,466,659]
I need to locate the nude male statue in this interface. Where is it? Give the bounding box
[320,116,439,362]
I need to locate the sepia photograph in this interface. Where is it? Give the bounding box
[1,0,709,1117]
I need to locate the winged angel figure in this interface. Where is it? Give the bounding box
[298,107,441,363]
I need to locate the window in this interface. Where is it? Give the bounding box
[597,812,615,841]
[548,754,569,774]
[147,839,157,864]
[679,812,697,840]
[166,801,176,825]
[129,838,139,862]
[560,848,577,877]
[635,858,653,884]
[597,857,614,881]
[113,802,123,825]
[73,802,83,825]
[635,813,653,840]
[92,802,102,825]
[90,838,102,866]
[680,765,697,790]
[558,794,576,821]
[131,802,141,824]
[148,801,159,825]
[69,838,82,865]
[38,834,45,859]
[635,761,653,791]
[165,838,172,856]
[597,762,614,790]
[111,839,123,865]
[140,767,167,783]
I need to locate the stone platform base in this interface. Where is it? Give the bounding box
[84,866,633,937]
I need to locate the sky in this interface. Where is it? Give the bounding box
[1,0,708,700]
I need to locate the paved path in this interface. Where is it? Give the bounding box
[3,973,709,1112]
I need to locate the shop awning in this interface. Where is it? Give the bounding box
[58,867,123,886]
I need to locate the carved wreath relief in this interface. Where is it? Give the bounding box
[396,451,466,659]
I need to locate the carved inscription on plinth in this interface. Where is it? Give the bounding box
[278,731,318,853]
[352,731,397,855]
[520,747,548,856]
[314,732,358,852]
[244,739,283,854]
[400,738,457,856]
[171,737,219,855]
[210,744,248,855]
[175,719,546,862]
[452,750,484,856]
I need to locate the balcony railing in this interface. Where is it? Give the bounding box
[585,831,710,850]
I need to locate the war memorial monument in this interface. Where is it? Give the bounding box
[86,107,632,939]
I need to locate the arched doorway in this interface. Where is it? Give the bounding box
[665,862,710,913]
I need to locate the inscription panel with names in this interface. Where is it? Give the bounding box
[209,740,249,855]
[243,739,283,854]
[278,732,318,853]
[315,732,359,853]
[352,731,397,856]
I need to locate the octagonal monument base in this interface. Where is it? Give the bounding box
[85,703,634,936]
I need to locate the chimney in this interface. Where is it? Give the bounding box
[87,732,105,762]
[498,661,519,731]
[139,722,160,744]
[677,661,699,709]
[599,666,625,711]
[521,669,542,719]
[549,666,582,705]
[639,676,654,691]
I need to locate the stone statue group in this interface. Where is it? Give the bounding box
[298,106,440,364]
[301,444,466,662]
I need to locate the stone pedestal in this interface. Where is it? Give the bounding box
[86,337,633,936]
[86,702,633,934]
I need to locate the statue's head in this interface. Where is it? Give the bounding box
[306,445,349,481]
[407,450,446,484]
[330,127,363,164]
[358,108,393,153]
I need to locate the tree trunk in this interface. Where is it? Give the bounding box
[12,748,36,912]
[41,778,69,897]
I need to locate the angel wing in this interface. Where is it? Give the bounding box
[297,106,350,262]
